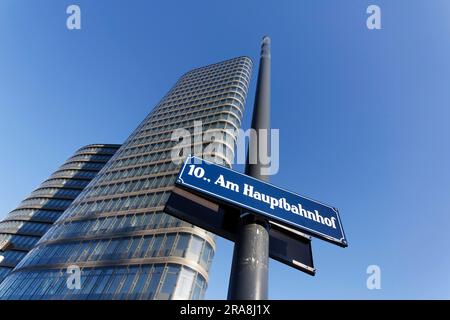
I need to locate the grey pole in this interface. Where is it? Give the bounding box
[227,36,271,300]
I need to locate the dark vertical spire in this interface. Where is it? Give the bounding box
[228,36,271,300]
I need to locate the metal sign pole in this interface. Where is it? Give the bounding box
[227,36,271,300]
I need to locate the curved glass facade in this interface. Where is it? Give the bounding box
[0,145,120,282]
[0,56,252,300]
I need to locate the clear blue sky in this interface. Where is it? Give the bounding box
[1,0,449,299]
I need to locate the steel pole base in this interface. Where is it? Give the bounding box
[227,214,270,300]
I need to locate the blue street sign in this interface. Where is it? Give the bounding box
[176,156,348,247]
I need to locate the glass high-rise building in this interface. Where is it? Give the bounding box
[0,144,120,283]
[0,56,252,300]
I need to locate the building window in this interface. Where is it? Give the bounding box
[156,265,179,300]
[186,235,203,263]
[142,265,163,299]
[173,233,189,257]
[172,267,195,300]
